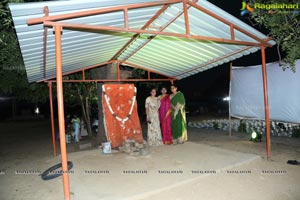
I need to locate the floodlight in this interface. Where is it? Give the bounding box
[250,131,262,142]
[223,96,230,101]
[35,107,40,115]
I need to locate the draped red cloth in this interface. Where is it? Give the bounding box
[102,84,143,148]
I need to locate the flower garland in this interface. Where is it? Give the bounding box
[102,85,137,129]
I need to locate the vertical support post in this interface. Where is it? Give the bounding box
[230,24,235,41]
[117,62,120,81]
[54,25,70,200]
[147,71,150,80]
[261,46,271,160]
[228,62,232,137]
[43,6,49,79]
[48,82,56,157]
[183,0,190,37]
[124,8,129,29]
[82,69,85,80]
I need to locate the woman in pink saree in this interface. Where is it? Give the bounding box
[158,87,172,145]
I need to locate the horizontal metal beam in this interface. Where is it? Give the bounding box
[44,21,265,47]
[110,4,171,61]
[176,46,255,77]
[187,1,272,47]
[115,60,177,80]
[122,0,197,61]
[45,78,175,83]
[38,59,176,82]
[27,0,182,25]
[37,61,114,82]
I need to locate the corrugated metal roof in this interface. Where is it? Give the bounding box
[9,0,275,82]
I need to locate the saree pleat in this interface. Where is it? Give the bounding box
[171,92,188,142]
[158,95,173,144]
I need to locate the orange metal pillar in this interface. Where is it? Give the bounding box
[48,82,56,157]
[183,0,190,36]
[82,69,85,80]
[43,6,49,79]
[117,62,120,81]
[123,8,128,29]
[54,25,71,199]
[261,46,271,160]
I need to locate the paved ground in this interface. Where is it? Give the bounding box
[0,119,299,200]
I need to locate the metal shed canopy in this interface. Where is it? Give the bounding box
[9,0,275,82]
[9,1,276,199]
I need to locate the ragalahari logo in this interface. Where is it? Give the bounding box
[240,2,299,16]
[240,1,254,16]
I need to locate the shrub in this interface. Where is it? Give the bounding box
[292,127,300,138]
[238,122,246,133]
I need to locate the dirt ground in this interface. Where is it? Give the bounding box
[0,119,299,200]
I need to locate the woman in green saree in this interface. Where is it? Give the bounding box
[170,85,187,144]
